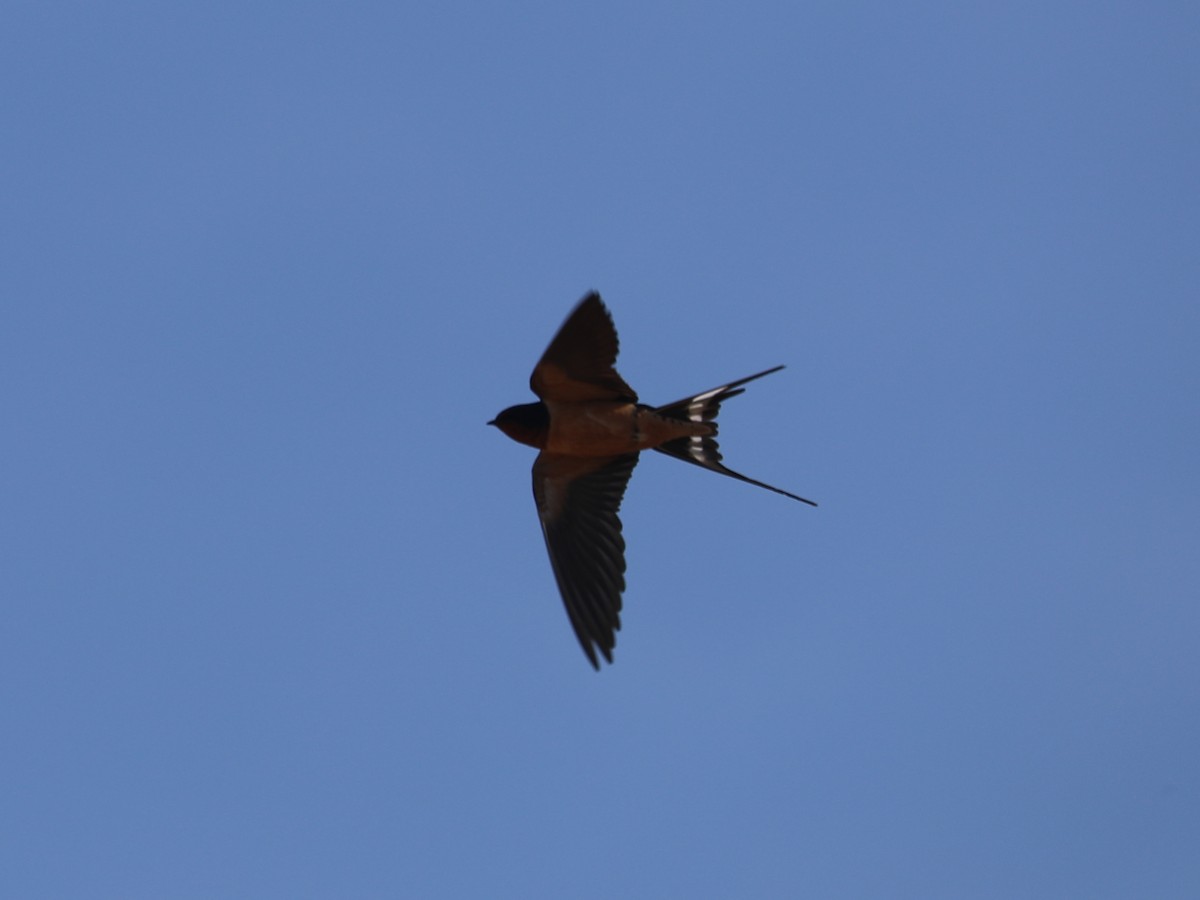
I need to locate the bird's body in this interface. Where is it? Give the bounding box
[490,292,815,668]
[495,400,709,456]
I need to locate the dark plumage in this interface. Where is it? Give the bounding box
[490,292,815,668]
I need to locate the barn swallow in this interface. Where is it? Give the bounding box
[489,292,816,669]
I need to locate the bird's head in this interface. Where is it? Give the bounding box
[488,401,550,448]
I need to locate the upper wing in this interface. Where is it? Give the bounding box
[532,451,639,668]
[530,292,638,403]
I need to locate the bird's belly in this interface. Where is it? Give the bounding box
[544,402,645,456]
[544,402,705,456]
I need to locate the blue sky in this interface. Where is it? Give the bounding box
[3,2,1198,897]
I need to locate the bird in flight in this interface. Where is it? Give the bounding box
[489,292,816,668]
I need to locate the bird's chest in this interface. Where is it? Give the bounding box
[544,401,644,456]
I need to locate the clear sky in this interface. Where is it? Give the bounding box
[3,3,1198,897]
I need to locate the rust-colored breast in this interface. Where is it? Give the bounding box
[544,403,711,457]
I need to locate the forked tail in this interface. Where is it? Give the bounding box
[652,366,817,506]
